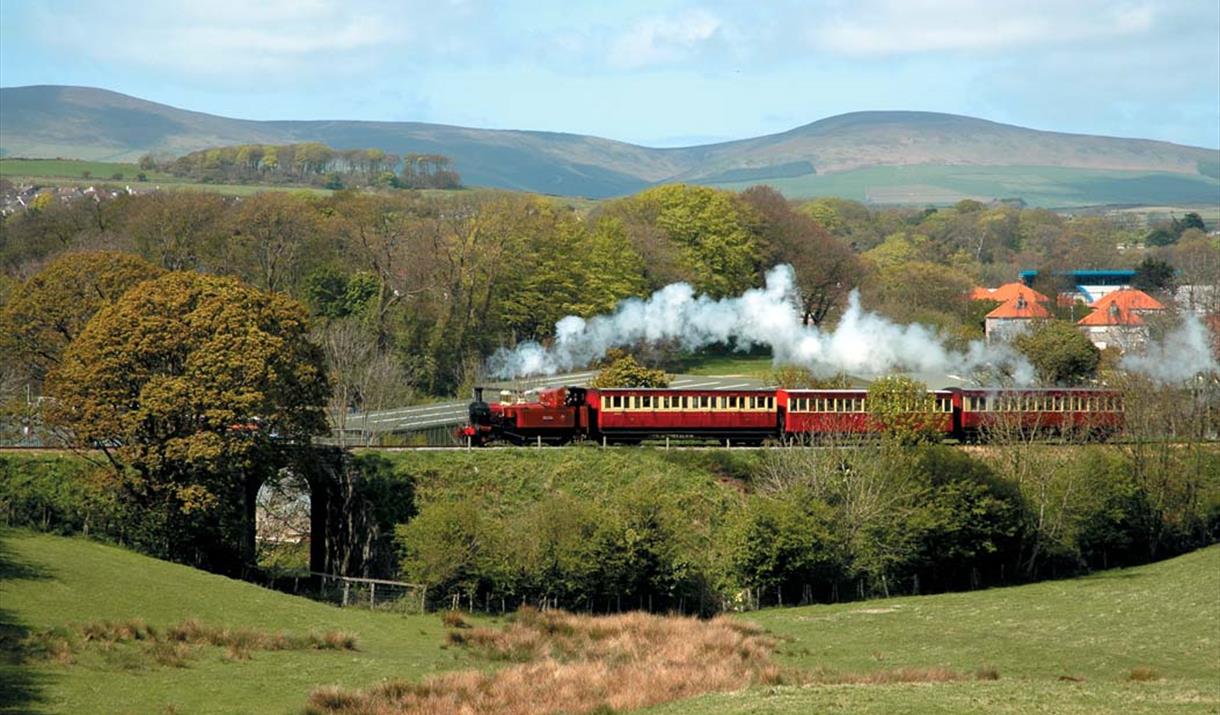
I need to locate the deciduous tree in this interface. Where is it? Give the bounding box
[44,272,329,571]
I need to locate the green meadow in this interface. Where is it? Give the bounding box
[2,529,1216,714]
[705,164,1220,208]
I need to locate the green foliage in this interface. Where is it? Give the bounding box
[304,268,378,319]
[590,354,670,388]
[729,491,842,601]
[611,184,762,297]
[766,364,850,389]
[156,142,452,189]
[1132,256,1175,292]
[867,376,941,444]
[1013,320,1101,386]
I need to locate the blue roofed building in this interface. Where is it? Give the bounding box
[1019,269,1136,305]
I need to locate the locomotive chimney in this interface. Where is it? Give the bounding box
[473,387,484,403]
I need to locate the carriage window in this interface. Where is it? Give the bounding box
[699,395,709,409]
[640,396,651,409]
[727,396,738,409]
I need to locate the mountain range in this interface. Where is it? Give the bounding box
[2,85,1218,205]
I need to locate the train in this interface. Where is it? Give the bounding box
[459,385,1124,446]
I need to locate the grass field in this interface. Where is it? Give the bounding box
[705,164,1220,208]
[2,528,1216,714]
[0,531,468,714]
[646,545,1220,714]
[0,158,172,182]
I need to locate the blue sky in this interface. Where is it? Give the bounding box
[2,0,1218,148]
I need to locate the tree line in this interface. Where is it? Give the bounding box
[141,143,461,190]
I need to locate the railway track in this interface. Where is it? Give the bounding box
[3,440,1213,454]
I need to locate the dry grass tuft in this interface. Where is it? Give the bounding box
[307,609,782,715]
[21,618,358,669]
[1126,665,1161,682]
[441,611,469,629]
[975,664,1000,680]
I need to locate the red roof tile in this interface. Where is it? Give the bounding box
[970,282,1050,304]
[986,292,1052,319]
[1088,288,1164,311]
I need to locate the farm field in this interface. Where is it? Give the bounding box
[2,528,1216,714]
[704,163,1220,208]
[0,531,468,714]
[647,543,1220,714]
[0,158,171,182]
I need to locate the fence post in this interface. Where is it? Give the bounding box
[342,580,350,607]
[370,582,376,607]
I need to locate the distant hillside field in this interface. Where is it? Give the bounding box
[2,85,1218,206]
[2,530,1217,714]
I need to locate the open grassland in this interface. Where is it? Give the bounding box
[0,158,172,182]
[2,528,1217,714]
[705,164,1220,208]
[646,544,1220,714]
[0,531,469,714]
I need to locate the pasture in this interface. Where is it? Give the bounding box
[705,163,1220,208]
[2,528,1216,714]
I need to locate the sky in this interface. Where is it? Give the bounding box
[2,0,1218,148]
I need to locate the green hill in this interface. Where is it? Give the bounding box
[2,530,1216,714]
[0,531,462,714]
[2,85,1217,205]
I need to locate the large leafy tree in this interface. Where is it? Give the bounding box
[608,184,762,297]
[1014,320,1101,386]
[0,251,164,384]
[45,272,329,571]
[740,185,863,326]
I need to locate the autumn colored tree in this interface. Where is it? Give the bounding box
[44,272,329,571]
[0,251,164,384]
[740,185,863,326]
[230,191,324,293]
[120,191,229,270]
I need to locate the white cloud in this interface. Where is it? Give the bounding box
[808,0,1157,57]
[34,0,478,81]
[608,8,725,69]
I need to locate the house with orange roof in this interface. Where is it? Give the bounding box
[969,282,1050,305]
[1076,288,1166,351]
[984,292,1051,342]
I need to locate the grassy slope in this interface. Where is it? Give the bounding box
[0,531,469,715]
[3,531,1217,714]
[647,545,1220,714]
[371,448,757,514]
[705,164,1220,208]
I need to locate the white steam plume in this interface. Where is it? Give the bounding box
[1121,316,1219,383]
[487,264,1035,384]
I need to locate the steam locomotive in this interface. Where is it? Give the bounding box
[460,385,1123,445]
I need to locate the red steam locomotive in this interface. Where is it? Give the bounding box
[460,385,1123,445]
